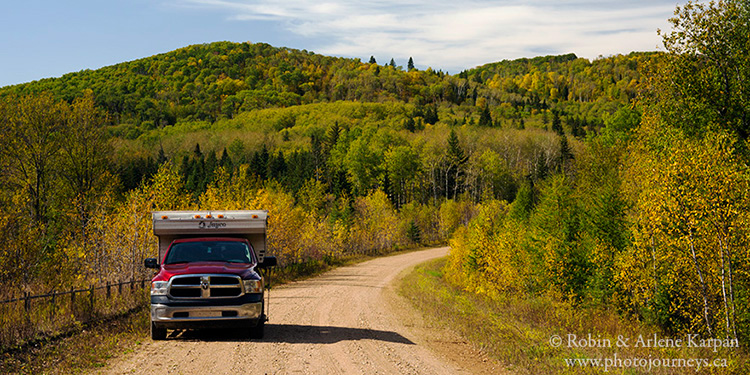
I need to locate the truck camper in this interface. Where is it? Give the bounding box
[144,210,277,340]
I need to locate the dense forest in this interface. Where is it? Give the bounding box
[1,0,748,350]
[447,0,750,345]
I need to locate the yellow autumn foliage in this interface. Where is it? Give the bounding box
[620,122,750,338]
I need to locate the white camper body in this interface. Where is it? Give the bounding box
[152,210,268,263]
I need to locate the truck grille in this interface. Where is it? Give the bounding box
[168,274,243,298]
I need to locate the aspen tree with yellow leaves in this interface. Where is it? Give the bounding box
[618,0,750,340]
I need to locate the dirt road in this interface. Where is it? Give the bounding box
[102,247,501,374]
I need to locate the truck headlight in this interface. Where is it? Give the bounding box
[243,279,262,293]
[151,281,169,296]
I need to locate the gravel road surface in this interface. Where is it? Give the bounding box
[102,247,502,374]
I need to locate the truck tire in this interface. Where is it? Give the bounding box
[151,321,167,340]
[250,319,265,339]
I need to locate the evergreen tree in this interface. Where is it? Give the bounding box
[186,154,205,194]
[180,155,191,180]
[389,58,396,68]
[369,56,377,64]
[509,179,536,220]
[267,151,287,182]
[285,150,314,192]
[446,129,467,199]
[407,57,415,71]
[423,105,439,124]
[570,116,584,138]
[219,147,232,170]
[407,220,421,243]
[558,134,574,173]
[552,111,564,135]
[331,168,352,197]
[250,145,270,180]
[325,122,341,153]
[478,105,493,127]
[404,117,416,132]
[205,150,218,183]
[447,130,465,163]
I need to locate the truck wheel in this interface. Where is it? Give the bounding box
[250,319,265,339]
[151,321,167,340]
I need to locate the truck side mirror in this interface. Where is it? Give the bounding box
[144,258,160,269]
[258,256,277,268]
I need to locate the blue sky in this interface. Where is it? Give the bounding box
[0,0,679,88]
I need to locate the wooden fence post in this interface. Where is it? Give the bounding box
[51,291,56,321]
[70,287,75,317]
[89,285,94,320]
[24,292,30,324]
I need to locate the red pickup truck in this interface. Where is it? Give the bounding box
[144,211,277,340]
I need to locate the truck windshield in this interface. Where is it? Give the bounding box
[164,241,253,264]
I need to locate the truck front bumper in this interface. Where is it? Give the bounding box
[150,301,263,329]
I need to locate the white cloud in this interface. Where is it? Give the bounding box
[177,0,676,71]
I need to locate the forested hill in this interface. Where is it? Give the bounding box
[461,52,653,116]
[1,41,654,130]
[3,0,750,360]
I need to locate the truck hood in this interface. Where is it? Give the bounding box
[159,262,258,280]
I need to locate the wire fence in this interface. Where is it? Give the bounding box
[0,278,150,349]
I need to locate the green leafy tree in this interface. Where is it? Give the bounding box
[385,145,420,207]
[344,137,381,195]
[647,0,750,141]
[59,92,114,233]
[0,92,65,223]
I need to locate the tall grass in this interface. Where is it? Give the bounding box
[400,258,749,374]
[0,280,149,350]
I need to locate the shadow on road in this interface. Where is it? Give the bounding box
[266,324,415,345]
[167,324,415,345]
